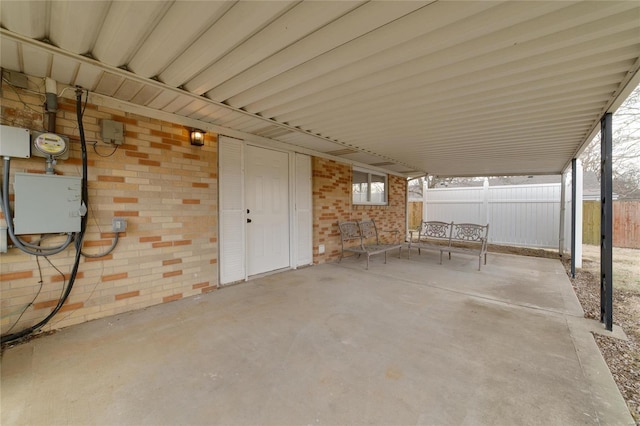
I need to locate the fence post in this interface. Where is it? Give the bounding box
[483,178,489,226]
[575,160,583,268]
[423,180,428,222]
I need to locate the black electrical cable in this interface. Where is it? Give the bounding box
[0,88,89,345]
[44,255,68,305]
[91,141,119,157]
[2,257,45,335]
[79,89,89,233]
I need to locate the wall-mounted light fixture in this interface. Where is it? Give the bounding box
[189,129,205,146]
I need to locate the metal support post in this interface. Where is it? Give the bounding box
[600,113,613,331]
[571,159,577,278]
[559,172,566,256]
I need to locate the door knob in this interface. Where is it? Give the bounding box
[247,218,252,223]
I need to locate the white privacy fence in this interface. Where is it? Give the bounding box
[424,181,568,249]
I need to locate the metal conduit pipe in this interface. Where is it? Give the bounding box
[45,77,57,133]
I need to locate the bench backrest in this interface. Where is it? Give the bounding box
[418,221,453,242]
[451,223,489,252]
[357,220,379,243]
[338,219,380,246]
[338,221,362,242]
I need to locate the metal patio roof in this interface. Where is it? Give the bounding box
[1,1,639,177]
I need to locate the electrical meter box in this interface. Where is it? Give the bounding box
[13,173,82,235]
[31,132,70,159]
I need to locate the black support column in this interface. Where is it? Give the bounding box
[600,113,613,331]
[571,158,577,278]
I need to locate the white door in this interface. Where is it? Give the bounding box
[245,146,290,275]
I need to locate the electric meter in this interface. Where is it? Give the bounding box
[33,133,68,157]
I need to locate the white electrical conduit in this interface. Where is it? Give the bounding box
[80,233,119,258]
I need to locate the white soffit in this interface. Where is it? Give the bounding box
[0,0,639,177]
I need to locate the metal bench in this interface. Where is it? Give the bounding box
[445,223,489,270]
[409,221,489,270]
[408,220,453,264]
[338,219,402,270]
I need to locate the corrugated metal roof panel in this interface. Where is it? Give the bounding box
[0,0,638,177]
[128,1,233,78]
[0,1,47,39]
[92,1,172,67]
[159,1,296,88]
[206,1,428,102]
[49,1,110,55]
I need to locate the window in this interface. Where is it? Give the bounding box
[352,168,388,205]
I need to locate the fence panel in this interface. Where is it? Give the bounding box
[424,187,486,224]
[424,183,562,249]
[614,201,640,248]
[424,183,640,249]
[583,200,640,248]
[408,201,423,230]
[582,201,600,245]
[487,184,561,248]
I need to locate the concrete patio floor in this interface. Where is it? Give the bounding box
[1,251,634,425]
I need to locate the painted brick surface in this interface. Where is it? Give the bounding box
[312,158,406,264]
[0,79,218,335]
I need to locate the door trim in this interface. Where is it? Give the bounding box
[219,139,312,285]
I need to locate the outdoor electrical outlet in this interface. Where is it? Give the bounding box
[318,244,325,254]
[112,217,127,232]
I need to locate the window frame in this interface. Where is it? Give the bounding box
[352,167,388,206]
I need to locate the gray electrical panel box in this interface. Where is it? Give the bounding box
[100,119,124,145]
[13,173,82,235]
[0,125,31,158]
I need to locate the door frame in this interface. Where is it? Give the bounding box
[218,137,311,285]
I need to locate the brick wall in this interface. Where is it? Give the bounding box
[1,80,218,335]
[0,78,407,336]
[312,157,406,264]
